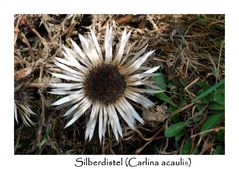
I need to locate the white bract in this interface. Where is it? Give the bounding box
[14,102,36,126]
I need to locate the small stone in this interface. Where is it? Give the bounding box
[142,105,169,127]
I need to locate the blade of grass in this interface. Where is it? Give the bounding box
[192,79,224,103]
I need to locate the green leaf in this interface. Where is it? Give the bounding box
[153,73,167,91]
[208,102,224,110]
[165,122,187,138]
[196,80,210,89]
[202,92,213,103]
[213,145,225,155]
[170,113,181,123]
[175,131,184,148]
[169,105,181,123]
[180,139,191,154]
[200,113,224,134]
[168,105,177,113]
[192,79,224,103]
[195,103,204,112]
[213,88,224,105]
[156,92,178,107]
[168,80,177,88]
[216,130,225,142]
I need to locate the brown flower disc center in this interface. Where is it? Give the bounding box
[84,64,126,104]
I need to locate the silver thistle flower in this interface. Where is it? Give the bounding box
[50,25,160,142]
[14,84,36,126]
[14,101,36,126]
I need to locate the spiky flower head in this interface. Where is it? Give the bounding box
[50,24,160,142]
[14,84,35,126]
[14,102,35,126]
